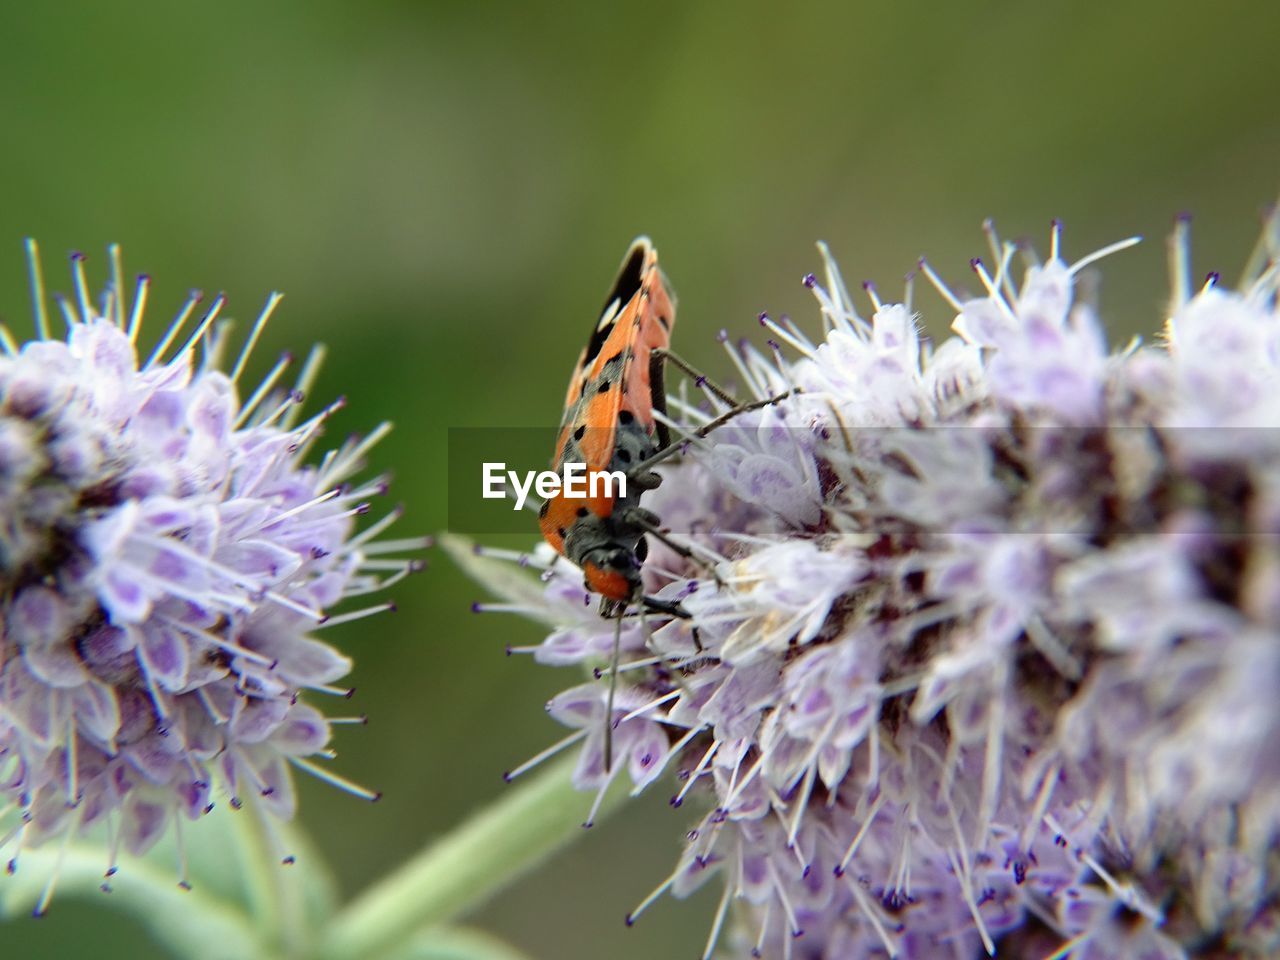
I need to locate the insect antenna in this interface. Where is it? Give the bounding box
[602,596,689,773]
[602,611,624,773]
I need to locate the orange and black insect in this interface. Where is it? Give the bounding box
[538,237,684,618]
[538,238,787,769]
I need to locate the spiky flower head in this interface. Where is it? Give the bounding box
[467,211,1280,959]
[1,243,424,910]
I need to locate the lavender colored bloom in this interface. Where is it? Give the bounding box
[468,211,1280,958]
[0,244,424,910]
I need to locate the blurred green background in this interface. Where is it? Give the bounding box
[0,2,1276,957]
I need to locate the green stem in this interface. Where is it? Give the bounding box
[321,754,628,960]
[231,798,311,958]
[0,845,266,960]
[390,926,537,960]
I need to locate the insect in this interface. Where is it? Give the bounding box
[538,238,786,770]
[538,237,682,618]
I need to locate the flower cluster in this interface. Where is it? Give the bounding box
[1,244,423,910]
[469,213,1280,958]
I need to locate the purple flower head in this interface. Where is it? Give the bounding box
[466,212,1280,958]
[0,244,424,906]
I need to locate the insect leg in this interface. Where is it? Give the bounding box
[619,505,727,588]
[651,347,740,408]
[640,595,690,618]
[629,387,793,477]
[685,389,794,439]
[648,346,672,452]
